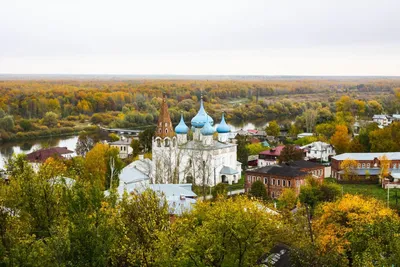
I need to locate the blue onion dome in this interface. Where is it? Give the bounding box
[201,119,215,136]
[191,97,214,128]
[216,113,231,133]
[175,114,189,134]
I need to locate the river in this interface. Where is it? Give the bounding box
[0,121,267,170]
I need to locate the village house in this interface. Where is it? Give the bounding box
[372,114,393,127]
[245,160,324,198]
[258,146,285,167]
[331,152,400,180]
[301,141,335,162]
[109,137,133,159]
[26,147,75,170]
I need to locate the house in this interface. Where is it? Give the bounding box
[297,133,314,139]
[331,152,400,180]
[117,157,152,195]
[26,147,75,170]
[245,160,324,198]
[258,146,285,167]
[109,137,133,159]
[300,141,335,162]
[372,114,393,127]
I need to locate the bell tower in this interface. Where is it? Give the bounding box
[152,96,178,183]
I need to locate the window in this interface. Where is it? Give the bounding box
[272,179,275,185]
[165,122,168,127]
[367,163,370,168]
[165,129,168,133]
[157,139,161,147]
[264,177,268,184]
[165,139,170,147]
[173,138,176,147]
[358,163,361,168]
[362,163,365,168]
[283,180,286,187]
[394,163,397,169]
[257,176,261,181]
[277,179,281,186]
[288,181,291,187]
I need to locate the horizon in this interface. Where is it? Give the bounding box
[1,0,400,76]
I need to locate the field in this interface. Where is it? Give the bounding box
[325,178,400,210]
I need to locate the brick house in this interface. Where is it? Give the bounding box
[245,160,325,198]
[331,152,400,180]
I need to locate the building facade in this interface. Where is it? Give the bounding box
[331,152,400,180]
[152,96,241,186]
[301,141,335,162]
[109,137,133,159]
[245,160,324,198]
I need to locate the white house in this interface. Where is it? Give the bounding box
[372,114,393,127]
[109,137,133,159]
[300,141,335,162]
[152,96,242,186]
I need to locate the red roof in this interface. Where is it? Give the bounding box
[26,147,74,163]
[259,145,285,156]
[247,129,258,134]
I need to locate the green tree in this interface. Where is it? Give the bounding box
[157,196,278,266]
[42,112,58,128]
[278,145,304,163]
[212,183,228,199]
[130,139,141,158]
[266,120,280,138]
[139,127,155,153]
[249,180,268,200]
[236,135,249,170]
[278,188,297,210]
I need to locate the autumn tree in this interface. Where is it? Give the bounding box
[313,195,400,266]
[266,120,280,138]
[379,154,391,182]
[303,109,318,133]
[157,196,279,266]
[278,188,297,210]
[330,124,350,154]
[76,131,96,156]
[340,158,358,180]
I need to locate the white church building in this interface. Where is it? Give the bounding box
[152,96,241,186]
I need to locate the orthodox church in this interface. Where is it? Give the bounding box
[152,96,241,186]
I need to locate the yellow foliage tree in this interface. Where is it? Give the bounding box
[340,158,358,180]
[379,154,391,182]
[330,124,350,154]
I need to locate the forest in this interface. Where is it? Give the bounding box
[0,78,399,145]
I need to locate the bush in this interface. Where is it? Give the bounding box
[212,183,228,199]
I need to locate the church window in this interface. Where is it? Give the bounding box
[159,129,161,133]
[173,138,176,147]
[166,129,168,133]
[165,122,168,127]
[165,139,170,147]
[157,139,161,147]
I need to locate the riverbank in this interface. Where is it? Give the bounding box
[0,125,97,144]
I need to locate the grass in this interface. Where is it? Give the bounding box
[228,176,245,191]
[325,178,400,210]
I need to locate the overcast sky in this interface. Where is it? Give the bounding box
[1,0,400,75]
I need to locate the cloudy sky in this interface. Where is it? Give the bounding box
[1,0,400,75]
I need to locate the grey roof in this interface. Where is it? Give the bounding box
[220,166,239,175]
[373,114,391,119]
[179,140,236,150]
[120,166,149,184]
[333,152,400,161]
[300,141,333,151]
[248,165,308,178]
[148,184,197,198]
[393,114,400,119]
[109,139,131,145]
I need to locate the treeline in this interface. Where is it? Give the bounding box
[0,79,399,143]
